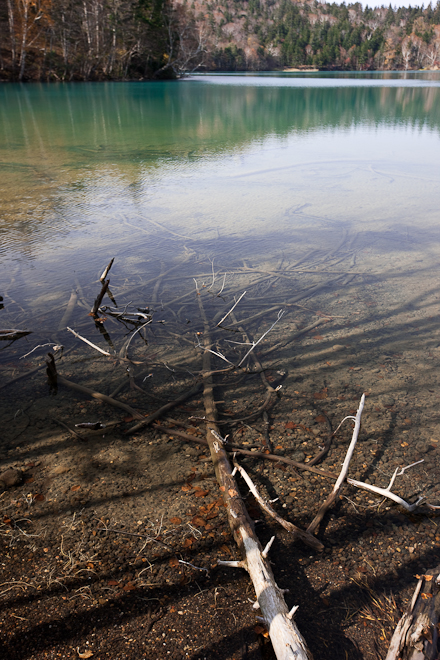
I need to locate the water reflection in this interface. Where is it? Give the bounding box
[1,81,440,164]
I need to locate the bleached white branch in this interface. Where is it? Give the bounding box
[233,457,323,551]
[348,460,427,512]
[217,291,247,327]
[66,327,112,357]
[238,309,285,366]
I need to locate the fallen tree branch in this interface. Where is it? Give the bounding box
[232,457,323,551]
[386,566,440,660]
[196,290,313,660]
[58,289,78,331]
[307,393,365,536]
[91,279,110,316]
[347,460,426,512]
[124,383,202,435]
[152,421,338,479]
[57,375,144,420]
[66,327,112,357]
[263,318,328,356]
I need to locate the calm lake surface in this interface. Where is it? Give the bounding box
[1,72,440,365]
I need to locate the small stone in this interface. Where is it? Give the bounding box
[0,468,23,488]
[331,345,346,352]
[382,395,395,407]
[51,466,70,475]
[291,451,306,462]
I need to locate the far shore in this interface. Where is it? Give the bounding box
[283,67,319,72]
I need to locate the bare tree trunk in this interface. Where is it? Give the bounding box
[18,0,29,81]
[7,0,16,73]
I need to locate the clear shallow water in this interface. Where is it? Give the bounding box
[1,73,440,346]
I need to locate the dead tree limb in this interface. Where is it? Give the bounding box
[91,279,110,316]
[57,375,144,420]
[232,457,323,552]
[196,290,313,660]
[307,394,365,536]
[124,383,202,435]
[386,567,440,660]
[152,422,338,479]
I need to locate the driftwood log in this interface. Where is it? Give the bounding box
[386,567,440,660]
[196,291,313,660]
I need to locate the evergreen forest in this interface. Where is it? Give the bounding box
[1,0,440,81]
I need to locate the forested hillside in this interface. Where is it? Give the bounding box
[190,0,440,71]
[1,0,440,81]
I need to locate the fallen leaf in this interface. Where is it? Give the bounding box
[77,650,94,659]
[122,582,136,591]
[421,593,433,599]
[254,624,269,638]
[315,415,327,424]
[71,485,81,492]
[228,488,237,498]
[169,557,179,568]
[194,489,210,498]
[183,538,193,548]
[87,562,94,569]
[314,389,328,400]
[34,493,45,501]
[285,421,295,429]
[170,517,182,524]
[24,476,34,484]
[107,580,119,586]
[181,484,193,492]
[220,544,231,555]
[124,416,134,423]
[191,516,207,527]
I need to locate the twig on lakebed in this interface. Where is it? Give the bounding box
[100,257,114,282]
[124,382,203,435]
[66,327,112,357]
[0,329,32,340]
[91,278,110,316]
[347,460,433,512]
[57,375,144,420]
[232,457,323,551]
[151,421,339,480]
[307,393,365,537]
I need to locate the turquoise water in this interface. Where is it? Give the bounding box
[1,73,440,338]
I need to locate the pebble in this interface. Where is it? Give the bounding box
[51,466,70,475]
[381,395,395,407]
[331,345,346,352]
[0,468,23,488]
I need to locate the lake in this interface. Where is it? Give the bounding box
[1,72,440,660]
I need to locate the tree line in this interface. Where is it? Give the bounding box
[1,0,440,81]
